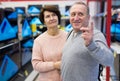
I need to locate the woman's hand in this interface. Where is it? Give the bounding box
[54,61,61,70]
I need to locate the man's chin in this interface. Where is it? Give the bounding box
[73,25,81,29]
[73,27,80,31]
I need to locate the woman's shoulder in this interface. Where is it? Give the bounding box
[60,29,68,35]
[34,31,47,41]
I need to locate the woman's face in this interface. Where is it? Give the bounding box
[44,11,59,28]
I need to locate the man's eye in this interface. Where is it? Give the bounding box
[78,13,84,16]
[71,13,75,17]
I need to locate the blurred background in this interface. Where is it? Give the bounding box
[0,0,120,81]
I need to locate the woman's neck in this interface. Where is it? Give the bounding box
[47,28,60,36]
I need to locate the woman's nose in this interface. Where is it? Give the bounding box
[50,16,54,20]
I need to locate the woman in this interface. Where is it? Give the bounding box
[31,5,67,81]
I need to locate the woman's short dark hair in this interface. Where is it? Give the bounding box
[39,5,61,24]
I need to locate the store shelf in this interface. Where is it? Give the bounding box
[0,41,19,50]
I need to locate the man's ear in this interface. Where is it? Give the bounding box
[84,15,90,27]
[88,15,90,20]
[86,15,90,26]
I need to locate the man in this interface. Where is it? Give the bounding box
[61,1,114,81]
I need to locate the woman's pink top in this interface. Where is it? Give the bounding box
[32,30,67,81]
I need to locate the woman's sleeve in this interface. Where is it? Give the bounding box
[31,38,55,73]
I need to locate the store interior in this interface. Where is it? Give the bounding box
[0,0,120,81]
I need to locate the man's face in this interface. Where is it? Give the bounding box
[70,4,90,32]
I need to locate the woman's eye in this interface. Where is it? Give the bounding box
[52,13,57,16]
[45,15,50,18]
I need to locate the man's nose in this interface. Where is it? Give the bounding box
[74,15,79,20]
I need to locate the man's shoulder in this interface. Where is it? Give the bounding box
[93,28,102,34]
